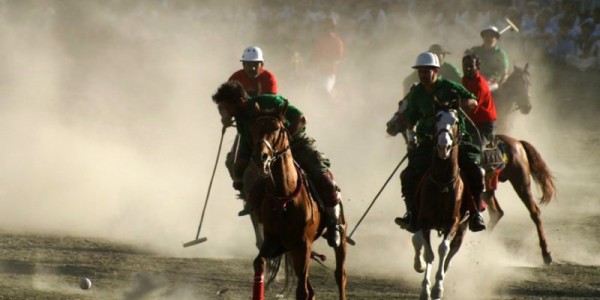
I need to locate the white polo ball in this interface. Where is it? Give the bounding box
[79,277,92,290]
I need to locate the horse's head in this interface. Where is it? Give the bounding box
[386,98,409,137]
[249,102,290,176]
[503,63,532,114]
[434,92,460,160]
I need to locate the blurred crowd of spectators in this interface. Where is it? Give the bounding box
[3,0,599,105]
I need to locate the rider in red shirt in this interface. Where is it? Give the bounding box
[461,54,497,146]
[228,46,278,98]
[221,46,278,128]
[222,46,279,216]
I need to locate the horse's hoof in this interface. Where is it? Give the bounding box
[414,257,425,273]
[543,252,553,265]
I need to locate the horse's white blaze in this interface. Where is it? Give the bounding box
[435,110,459,159]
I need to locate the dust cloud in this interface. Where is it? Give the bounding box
[0,1,598,298]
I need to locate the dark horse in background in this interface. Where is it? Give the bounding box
[387,65,556,264]
[411,97,470,300]
[493,64,533,132]
[247,103,347,300]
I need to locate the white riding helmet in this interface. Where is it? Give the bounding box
[240,46,264,62]
[412,51,440,69]
[480,26,501,38]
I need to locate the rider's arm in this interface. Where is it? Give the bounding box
[217,103,234,129]
[460,98,478,116]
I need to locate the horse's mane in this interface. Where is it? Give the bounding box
[250,102,288,125]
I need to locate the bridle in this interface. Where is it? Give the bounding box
[252,116,302,202]
[430,108,460,192]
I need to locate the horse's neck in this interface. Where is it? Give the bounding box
[271,151,299,196]
[431,149,459,182]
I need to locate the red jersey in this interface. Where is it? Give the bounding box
[462,73,497,124]
[228,69,278,97]
[313,32,344,74]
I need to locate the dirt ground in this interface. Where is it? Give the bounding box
[0,226,599,300]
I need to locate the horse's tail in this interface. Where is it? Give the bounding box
[265,256,282,289]
[520,140,556,205]
[265,254,294,292]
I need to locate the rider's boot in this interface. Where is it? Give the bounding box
[325,202,344,247]
[469,169,487,232]
[314,172,344,248]
[394,196,417,233]
[395,168,418,233]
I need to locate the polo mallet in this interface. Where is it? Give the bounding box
[183,127,227,247]
[346,153,409,246]
[499,17,520,34]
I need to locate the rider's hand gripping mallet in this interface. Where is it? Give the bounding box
[346,153,409,246]
[184,127,227,247]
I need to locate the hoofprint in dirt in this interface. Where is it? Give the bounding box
[0,232,598,300]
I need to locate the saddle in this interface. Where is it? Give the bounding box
[481,136,509,191]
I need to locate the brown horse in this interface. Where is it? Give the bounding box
[483,134,555,264]
[386,76,556,265]
[411,99,470,300]
[247,103,347,300]
[492,64,532,132]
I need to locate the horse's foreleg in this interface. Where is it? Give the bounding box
[250,212,264,250]
[444,222,468,272]
[416,230,433,300]
[412,231,426,273]
[432,235,453,300]
[290,244,312,300]
[484,191,504,231]
[252,255,267,300]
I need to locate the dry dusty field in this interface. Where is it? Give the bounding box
[0,220,599,300]
[1,2,600,300]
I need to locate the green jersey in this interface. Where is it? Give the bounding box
[404,78,477,144]
[235,94,304,150]
[469,45,509,82]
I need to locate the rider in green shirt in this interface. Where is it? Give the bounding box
[395,52,487,233]
[403,44,462,95]
[468,26,510,88]
[212,81,345,247]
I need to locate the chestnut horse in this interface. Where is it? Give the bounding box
[411,98,470,300]
[386,69,556,265]
[247,103,347,300]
